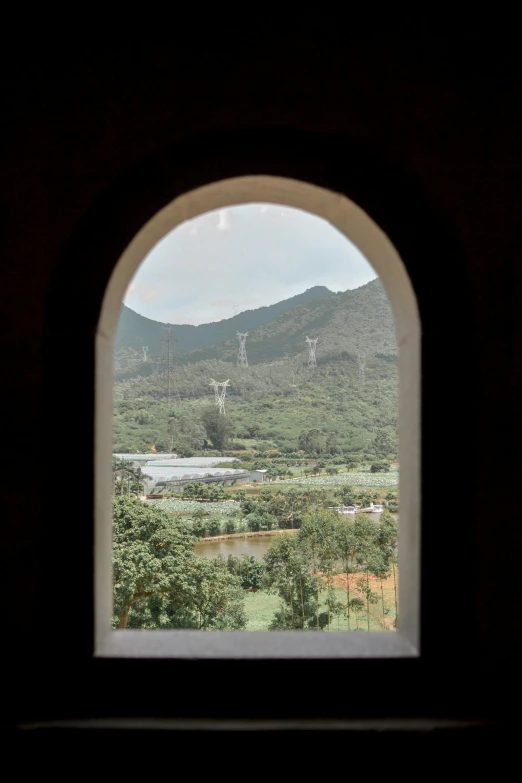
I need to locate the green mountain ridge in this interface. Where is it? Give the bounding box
[116,285,334,356]
[180,278,396,365]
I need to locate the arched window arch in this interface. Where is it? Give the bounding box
[96,175,420,658]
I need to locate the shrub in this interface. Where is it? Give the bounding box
[370,462,391,473]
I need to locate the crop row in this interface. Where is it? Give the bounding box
[278,472,399,487]
[150,499,241,515]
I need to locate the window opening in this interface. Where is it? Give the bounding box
[96,176,419,658]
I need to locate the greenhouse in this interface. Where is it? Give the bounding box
[141,465,248,492]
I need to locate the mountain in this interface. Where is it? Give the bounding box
[113,278,398,455]
[177,278,396,365]
[115,286,334,356]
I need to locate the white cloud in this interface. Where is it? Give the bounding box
[124,203,376,325]
[217,209,231,231]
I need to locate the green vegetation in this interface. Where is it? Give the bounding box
[116,285,334,357]
[113,369,397,458]
[113,279,397,459]
[112,497,246,630]
[112,280,400,631]
[112,496,398,631]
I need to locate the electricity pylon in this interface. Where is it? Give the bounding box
[237,332,248,367]
[209,378,230,415]
[306,336,318,371]
[356,349,367,384]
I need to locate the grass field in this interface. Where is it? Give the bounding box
[243,572,398,632]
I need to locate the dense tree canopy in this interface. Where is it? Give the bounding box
[112,497,246,630]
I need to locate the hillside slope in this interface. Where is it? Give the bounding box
[113,280,398,455]
[116,285,334,355]
[179,279,396,365]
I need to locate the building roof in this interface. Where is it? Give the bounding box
[113,453,177,461]
[149,457,239,468]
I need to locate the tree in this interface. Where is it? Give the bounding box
[352,513,381,631]
[298,428,324,455]
[370,462,391,473]
[334,514,358,630]
[338,485,356,506]
[298,509,338,630]
[113,457,134,496]
[266,465,280,481]
[186,556,247,630]
[263,534,318,629]
[373,429,395,459]
[112,496,195,629]
[112,497,247,630]
[130,466,152,496]
[325,433,342,455]
[237,555,265,592]
[201,405,232,450]
[375,510,398,626]
[244,508,277,532]
[165,413,206,456]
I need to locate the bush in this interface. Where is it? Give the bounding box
[208,518,222,536]
[224,518,237,534]
[370,462,391,473]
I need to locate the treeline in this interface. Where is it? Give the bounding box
[177,484,398,538]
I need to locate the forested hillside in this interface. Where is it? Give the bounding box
[113,280,398,458]
[180,279,395,365]
[116,285,333,356]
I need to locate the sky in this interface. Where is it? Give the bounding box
[123,203,376,325]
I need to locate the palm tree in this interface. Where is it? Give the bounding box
[112,457,131,495]
[112,459,151,497]
[131,466,152,496]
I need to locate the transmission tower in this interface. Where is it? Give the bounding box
[161,327,177,406]
[237,332,248,367]
[356,349,367,385]
[137,337,149,362]
[209,378,230,415]
[306,336,318,371]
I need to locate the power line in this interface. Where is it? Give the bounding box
[161,326,177,407]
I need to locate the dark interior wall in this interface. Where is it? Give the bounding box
[1,30,522,729]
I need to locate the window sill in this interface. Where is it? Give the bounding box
[96,629,418,659]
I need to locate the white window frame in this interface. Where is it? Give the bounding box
[95,175,420,658]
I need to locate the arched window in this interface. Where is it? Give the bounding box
[96,176,420,658]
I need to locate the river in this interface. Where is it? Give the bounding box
[194,512,393,560]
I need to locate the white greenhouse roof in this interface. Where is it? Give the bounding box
[146,457,239,468]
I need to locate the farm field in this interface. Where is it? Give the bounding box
[275,468,399,489]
